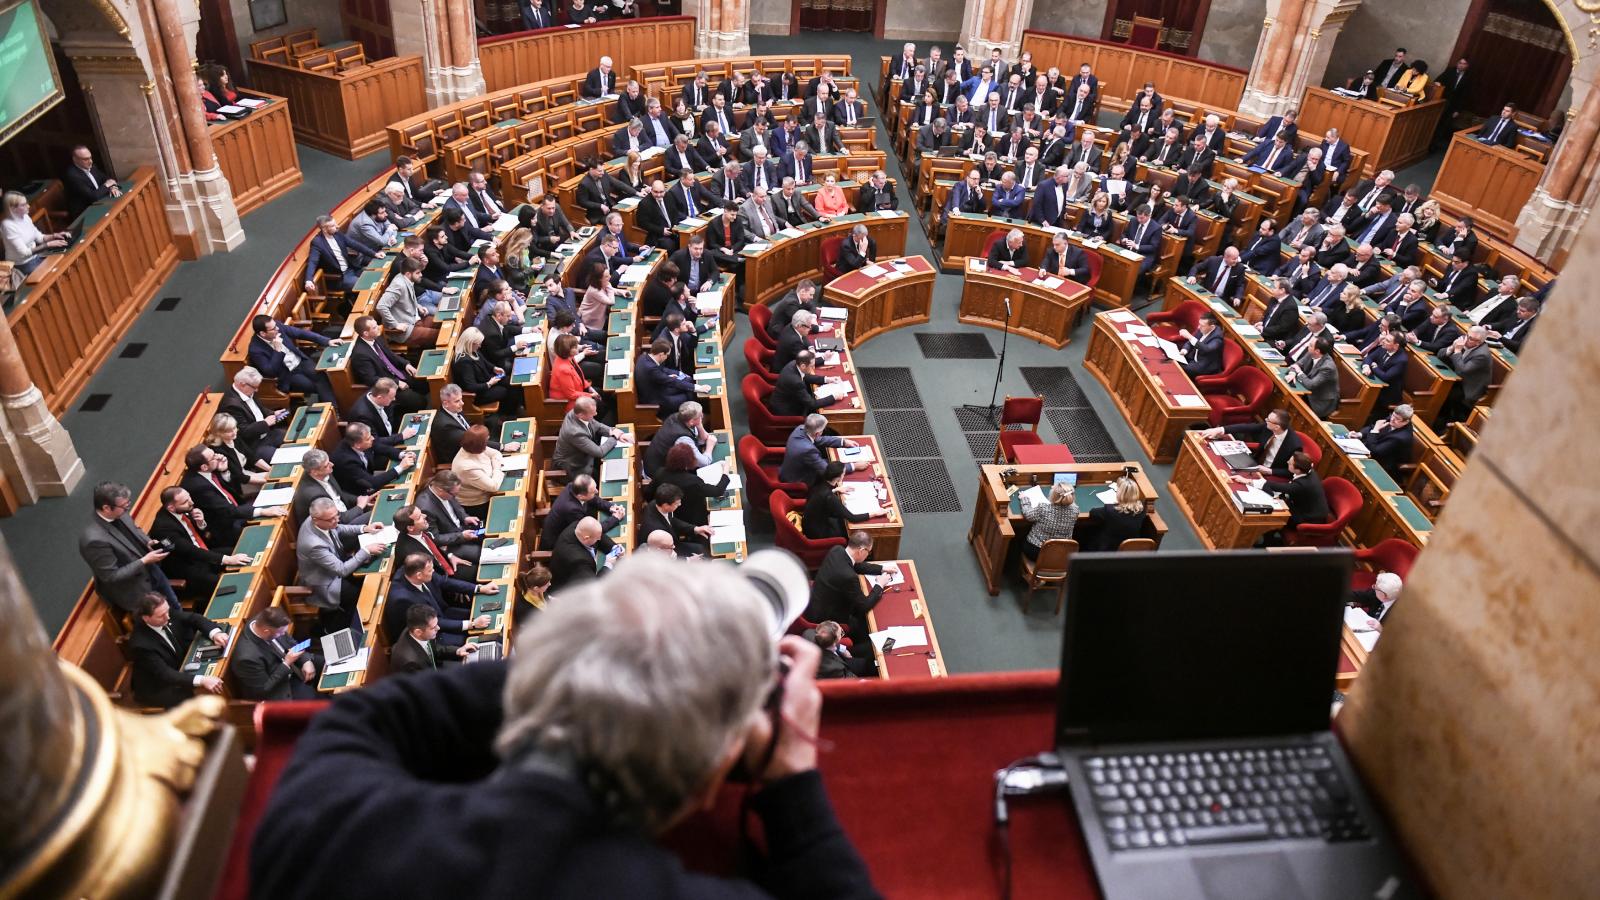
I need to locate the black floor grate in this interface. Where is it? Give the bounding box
[156,297,182,311]
[962,430,999,462]
[872,410,939,458]
[885,458,963,513]
[79,393,111,412]
[857,366,923,410]
[120,343,147,359]
[1021,366,1090,407]
[1045,408,1123,459]
[916,332,996,360]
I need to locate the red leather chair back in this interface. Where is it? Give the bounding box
[1193,339,1246,389]
[742,373,805,444]
[1146,299,1206,340]
[1236,366,1274,414]
[1082,249,1102,287]
[770,491,846,569]
[1294,430,1323,467]
[982,229,1007,259]
[1286,476,1363,547]
[744,338,777,384]
[821,236,845,279]
[749,303,776,348]
[1000,395,1044,428]
[1350,538,1419,590]
[738,434,805,510]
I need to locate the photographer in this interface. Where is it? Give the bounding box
[252,552,880,899]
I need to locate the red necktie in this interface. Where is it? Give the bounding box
[208,474,237,505]
[422,534,454,575]
[181,515,209,550]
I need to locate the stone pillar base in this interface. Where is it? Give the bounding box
[0,386,84,503]
[426,64,487,106]
[1239,91,1297,117]
[165,166,243,259]
[696,31,750,57]
[1514,188,1589,261]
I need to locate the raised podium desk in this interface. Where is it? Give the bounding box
[959,260,1094,349]
[826,436,903,558]
[1297,87,1445,177]
[1167,431,1292,549]
[1080,311,1211,463]
[862,561,945,679]
[941,212,1167,309]
[824,255,934,346]
[741,212,910,309]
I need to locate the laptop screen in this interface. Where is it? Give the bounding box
[1055,550,1351,746]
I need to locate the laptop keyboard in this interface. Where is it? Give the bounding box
[1084,746,1370,851]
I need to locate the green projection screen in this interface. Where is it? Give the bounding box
[0,0,62,147]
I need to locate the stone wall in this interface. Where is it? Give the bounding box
[1320,0,1471,89]
[1195,0,1267,70]
[884,0,965,42]
[1027,0,1107,40]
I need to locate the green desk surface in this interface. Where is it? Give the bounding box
[471,592,507,633]
[1390,496,1433,531]
[233,524,276,562]
[610,311,634,333]
[600,478,627,500]
[355,268,387,291]
[606,338,631,360]
[498,472,525,492]
[204,572,257,620]
[477,563,512,582]
[369,488,411,522]
[283,405,329,443]
[320,664,360,690]
[712,433,732,462]
[1008,484,1110,516]
[496,118,523,128]
[696,343,718,367]
[181,622,233,678]
[606,517,625,539]
[1359,458,1401,493]
[355,539,394,576]
[317,343,353,370]
[268,459,302,479]
[711,541,742,557]
[510,354,541,385]
[709,489,740,511]
[399,412,433,453]
[604,439,629,460]
[500,419,534,445]
[486,496,522,534]
[417,349,448,378]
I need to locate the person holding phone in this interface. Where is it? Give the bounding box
[233,607,322,700]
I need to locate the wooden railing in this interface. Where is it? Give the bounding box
[210,90,303,216]
[247,54,427,158]
[477,16,696,93]
[7,168,177,416]
[1020,30,1246,111]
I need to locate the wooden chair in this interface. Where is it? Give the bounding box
[1129,16,1163,49]
[333,44,366,71]
[303,54,338,74]
[1117,538,1157,552]
[1021,539,1077,614]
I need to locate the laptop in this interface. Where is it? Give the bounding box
[1054,550,1417,900]
[320,627,359,665]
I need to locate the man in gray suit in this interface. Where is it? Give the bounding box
[79,481,178,612]
[1438,325,1493,421]
[771,177,820,227]
[291,448,370,526]
[553,396,632,478]
[1288,336,1341,419]
[296,498,389,636]
[739,185,782,241]
[413,469,484,565]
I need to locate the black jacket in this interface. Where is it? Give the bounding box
[1264,471,1331,528]
[549,522,605,590]
[127,610,223,708]
[250,662,880,899]
[770,361,826,417]
[652,466,729,528]
[147,509,228,593]
[1220,423,1304,479]
[804,547,883,633]
[1079,505,1149,552]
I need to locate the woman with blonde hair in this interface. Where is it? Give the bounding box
[1327,282,1367,335]
[1021,481,1079,559]
[1079,191,1115,239]
[1413,198,1443,244]
[497,208,537,290]
[451,325,521,419]
[204,413,268,498]
[3,191,69,278]
[813,172,850,218]
[1080,476,1149,551]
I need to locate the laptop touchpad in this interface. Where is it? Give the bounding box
[1192,853,1306,900]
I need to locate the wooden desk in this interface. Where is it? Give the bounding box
[959,261,1094,349]
[247,54,427,158]
[1167,431,1291,549]
[6,169,177,422]
[967,463,1165,595]
[741,212,910,309]
[809,339,866,435]
[1429,129,1545,240]
[209,91,302,216]
[826,436,902,557]
[941,212,1167,309]
[1296,87,1445,177]
[862,561,945,679]
[1081,311,1210,463]
[478,16,695,92]
[823,255,934,346]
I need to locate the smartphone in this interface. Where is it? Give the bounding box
[479,601,503,613]
[289,639,312,654]
[881,637,897,654]
[214,584,239,598]
[196,645,225,660]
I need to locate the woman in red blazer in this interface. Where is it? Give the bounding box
[547,332,597,410]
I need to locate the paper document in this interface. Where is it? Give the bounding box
[743,242,771,253]
[840,484,882,517]
[619,264,652,284]
[1016,485,1048,511]
[1137,336,1160,348]
[600,458,629,482]
[324,648,370,676]
[640,146,666,159]
[1345,606,1380,632]
[869,626,928,652]
[712,522,747,544]
[513,330,544,350]
[1234,323,1261,337]
[479,540,517,564]
[605,358,630,377]
[694,370,722,382]
[1173,394,1208,408]
[1209,440,1251,456]
[236,98,268,108]
[694,290,723,314]
[615,197,640,210]
[815,381,853,401]
[492,213,520,232]
[1095,489,1118,504]
[1125,323,1153,336]
[370,525,399,546]
[270,445,311,465]
[778,227,803,238]
[838,443,875,464]
[1107,309,1139,323]
[1237,487,1280,507]
[681,217,708,228]
[254,486,294,507]
[1158,339,1185,362]
[217,104,246,115]
[877,210,900,218]
[500,454,530,472]
[1039,276,1064,289]
[860,264,887,277]
[877,563,905,586]
[708,509,744,529]
[818,306,849,321]
[967,258,988,272]
[1334,438,1371,457]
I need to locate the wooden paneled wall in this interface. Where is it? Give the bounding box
[247,55,427,159]
[1020,30,1247,111]
[1429,130,1544,241]
[210,92,303,216]
[6,169,177,416]
[1297,87,1446,177]
[477,16,695,93]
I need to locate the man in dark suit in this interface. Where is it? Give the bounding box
[1476,103,1520,148]
[383,553,494,646]
[148,486,252,601]
[415,469,486,564]
[1253,451,1331,531]
[1243,133,1297,175]
[707,160,746,206]
[638,482,712,556]
[520,0,554,29]
[127,593,228,709]
[1259,278,1303,347]
[705,203,748,275]
[1318,128,1353,187]
[1373,48,1409,89]
[1178,314,1225,378]
[636,180,677,250]
[612,117,653,156]
[1119,205,1163,276]
[79,482,179,612]
[666,169,714,225]
[1254,110,1299,147]
[532,193,575,253]
[1241,220,1283,273]
[1438,326,1493,420]
[1491,297,1540,352]
[1187,247,1244,305]
[770,349,829,417]
[219,368,289,463]
[580,56,618,99]
[772,310,816,374]
[1352,405,1416,478]
[668,234,721,295]
[392,604,476,673]
[837,224,877,273]
[331,423,417,496]
[856,170,897,213]
[247,315,338,402]
[180,446,285,549]
[805,533,884,647]
[549,517,615,590]
[778,144,815,186]
[806,621,869,678]
[1408,305,1463,354]
[539,475,623,551]
[63,145,122,221]
[986,228,1029,270]
[635,340,696,419]
[349,379,422,449]
[292,448,369,525]
[1201,409,1303,479]
[304,215,378,295]
[1433,254,1480,308]
[680,71,710,111]
[1039,231,1090,280]
[232,606,321,700]
[575,159,635,224]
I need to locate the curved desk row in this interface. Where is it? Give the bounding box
[826,255,936,346]
[958,262,1094,350]
[1018,30,1247,112]
[941,211,1181,309]
[741,212,911,309]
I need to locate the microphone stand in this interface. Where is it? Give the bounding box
[963,295,1012,429]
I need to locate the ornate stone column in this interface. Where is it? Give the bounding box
[0,307,83,505]
[1515,85,1598,261]
[394,0,485,107]
[958,0,1035,62]
[1240,0,1362,117]
[687,0,751,58]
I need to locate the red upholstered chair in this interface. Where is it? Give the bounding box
[1201,367,1273,427]
[739,434,805,511]
[1147,299,1207,343]
[1350,538,1420,590]
[1129,15,1163,49]
[744,338,777,385]
[993,395,1045,463]
[771,491,846,570]
[1295,431,1323,467]
[821,236,845,279]
[981,229,1007,261]
[749,304,776,349]
[1081,249,1102,287]
[1192,339,1245,390]
[743,374,805,444]
[1284,476,1362,547]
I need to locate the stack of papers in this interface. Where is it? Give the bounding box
[877,563,905,586]
[1039,275,1064,289]
[681,217,708,228]
[1125,323,1153,336]
[1157,339,1185,362]
[237,97,268,109]
[1095,488,1119,504]
[1344,607,1382,651]
[860,263,888,277]
[967,258,988,272]
[877,210,900,218]
[512,330,544,350]
[869,626,928,652]
[501,454,530,472]
[600,458,630,482]
[479,539,517,564]
[709,509,746,544]
[271,445,311,465]
[324,648,370,675]
[1335,437,1371,457]
[818,307,849,321]
[694,290,723,314]
[778,227,803,238]
[492,212,520,232]
[217,105,246,115]
[744,242,771,253]
[255,486,295,507]
[1107,310,1139,323]
[1209,440,1252,456]
[1016,485,1048,511]
[619,264,652,284]
[815,381,853,401]
[838,443,875,464]
[1173,394,1208,408]
[839,483,882,516]
[605,358,631,377]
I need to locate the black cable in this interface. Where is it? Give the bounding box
[993,752,1069,900]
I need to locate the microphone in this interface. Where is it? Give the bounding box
[1003,296,1012,316]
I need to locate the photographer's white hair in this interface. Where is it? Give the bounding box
[496,555,774,832]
